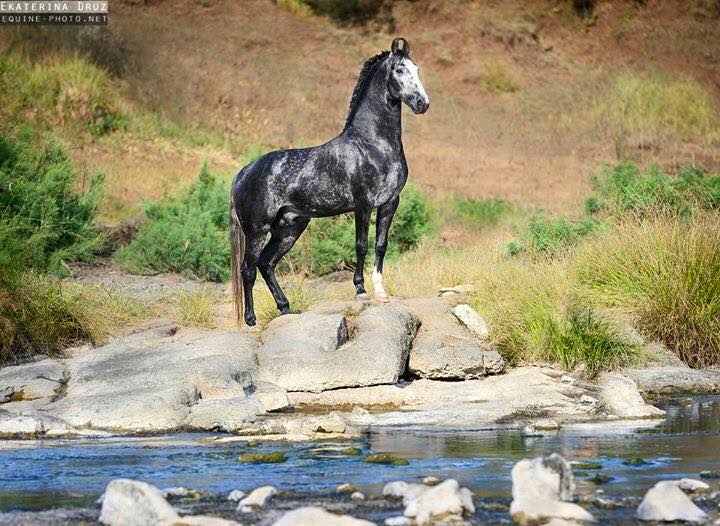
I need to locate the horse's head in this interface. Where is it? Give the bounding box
[387,37,430,115]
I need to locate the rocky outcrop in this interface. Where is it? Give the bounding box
[636,480,707,522]
[0,359,66,400]
[598,373,665,419]
[404,299,503,380]
[291,367,602,428]
[510,454,594,524]
[273,507,374,526]
[0,324,290,436]
[237,485,277,512]
[626,366,720,395]
[257,305,419,392]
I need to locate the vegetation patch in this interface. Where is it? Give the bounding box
[175,288,220,329]
[115,164,230,282]
[0,127,104,274]
[0,53,126,136]
[508,216,604,257]
[577,215,720,368]
[587,164,720,218]
[448,196,511,229]
[0,265,106,365]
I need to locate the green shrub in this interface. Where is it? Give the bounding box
[450,197,510,229]
[0,127,105,273]
[284,183,433,275]
[577,215,720,367]
[589,163,720,217]
[0,263,106,365]
[116,164,231,282]
[508,216,604,257]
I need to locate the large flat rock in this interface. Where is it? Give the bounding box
[0,359,66,401]
[404,298,503,380]
[626,366,720,395]
[257,305,419,392]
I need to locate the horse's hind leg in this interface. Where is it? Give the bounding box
[258,217,310,315]
[241,225,270,326]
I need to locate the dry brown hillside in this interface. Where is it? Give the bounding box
[9,0,720,213]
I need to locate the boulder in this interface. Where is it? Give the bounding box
[185,397,264,432]
[626,366,720,395]
[99,479,180,526]
[678,478,709,493]
[0,410,76,437]
[598,373,665,419]
[403,479,475,525]
[273,506,374,525]
[227,489,245,501]
[248,380,290,412]
[383,480,428,505]
[405,299,503,380]
[510,454,594,525]
[258,306,418,392]
[451,304,489,339]
[1,386,13,403]
[0,359,66,400]
[238,485,277,512]
[636,480,707,522]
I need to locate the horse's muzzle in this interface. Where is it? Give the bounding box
[412,97,430,114]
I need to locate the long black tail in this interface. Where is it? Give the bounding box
[229,196,245,324]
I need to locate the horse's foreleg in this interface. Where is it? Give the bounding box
[373,197,399,302]
[353,206,372,297]
[258,218,309,315]
[241,226,269,326]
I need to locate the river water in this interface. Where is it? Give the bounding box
[1,397,718,524]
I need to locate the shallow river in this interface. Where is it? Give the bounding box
[1,397,719,524]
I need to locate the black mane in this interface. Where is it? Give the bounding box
[344,50,390,130]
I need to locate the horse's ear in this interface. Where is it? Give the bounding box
[391,37,409,56]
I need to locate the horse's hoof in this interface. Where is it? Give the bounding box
[374,294,391,303]
[355,292,370,300]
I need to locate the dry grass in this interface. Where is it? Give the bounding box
[253,275,318,326]
[175,288,221,329]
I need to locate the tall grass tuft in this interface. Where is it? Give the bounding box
[0,126,105,274]
[0,263,107,365]
[577,215,720,367]
[0,53,125,136]
[596,72,719,143]
[449,197,511,229]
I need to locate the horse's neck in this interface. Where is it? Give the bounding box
[347,66,402,149]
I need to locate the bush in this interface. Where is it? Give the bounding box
[577,215,720,367]
[0,263,106,365]
[0,127,105,273]
[284,183,433,275]
[589,163,720,217]
[0,52,125,136]
[116,164,231,282]
[508,216,603,257]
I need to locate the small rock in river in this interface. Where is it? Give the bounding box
[273,506,374,525]
[623,456,649,467]
[99,479,180,526]
[366,453,409,466]
[678,478,710,493]
[238,486,277,512]
[422,476,440,486]
[385,517,413,526]
[636,480,707,522]
[403,479,475,526]
[336,483,357,494]
[227,489,245,501]
[351,491,366,501]
[237,452,287,463]
[700,470,720,479]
